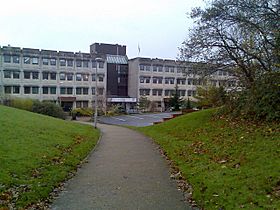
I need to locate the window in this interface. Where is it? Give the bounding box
[24,86,31,94]
[145,77,151,83]
[32,57,39,65]
[32,72,39,79]
[32,87,39,94]
[98,61,104,68]
[179,90,186,97]
[12,55,20,64]
[60,73,66,80]
[60,87,66,94]
[24,56,30,64]
[158,66,163,72]
[43,87,49,94]
[67,59,73,67]
[83,60,89,68]
[152,89,163,96]
[59,59,66,66]
[139,64,145,71]
[170,66,175,73]
[187,90,192,96]
[43,72,49,80]
[76,101,82,108]
[50,58,56,66]
[153,66,157,72]
[76,87,82,95]
[66,73,73,81]
[92,61,97,68]
[165,77,174,84]
[60,87,73,95]
[5,85,20,94]
[50,72,56,80]
[50,87,56,94]
[152,77,162,84]
[4,86,11,94]
[188,79,193,85]
[145,65,150,71]
[83,74,89,81]
[140,76,144,83]
[13,86,20,94]
[13,71,20,79]
[177,67,182,73]
[42,58,49,65]
[24,71,31,79]
[77,87,89,95]
[92,74,96,81]
[177,78,186,85]
[140,89,150,96]
[67,87,73,95]
[76,73,82,81]
[4,71,11,78]
[92,87,96,95]
[76,60,82,67]
[4,55,11,63]
[165,66,169,72]
[83,88,88,95]
[98,74,104,82]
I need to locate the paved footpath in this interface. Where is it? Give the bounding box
[51,123,191,210]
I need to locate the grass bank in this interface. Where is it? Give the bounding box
[0,105,99,209]
[136,109,280,209]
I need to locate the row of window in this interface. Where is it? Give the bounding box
[139,89,196,97]
[139,64,183,73]
[140,77,202,85]
[3,71,105,82]
[2,55,104,68]
[4,86,104,95]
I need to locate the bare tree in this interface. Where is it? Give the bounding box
[179,0,280,88]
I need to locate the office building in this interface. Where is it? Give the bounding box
[0,43,236,112]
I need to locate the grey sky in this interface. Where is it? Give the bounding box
[0,0,205,59]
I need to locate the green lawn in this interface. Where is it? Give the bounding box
[0,105,99,209]
[136,109,280,209]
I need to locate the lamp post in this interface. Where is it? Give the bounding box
[93,57,103,128]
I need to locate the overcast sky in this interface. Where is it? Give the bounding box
[0,0,205,59]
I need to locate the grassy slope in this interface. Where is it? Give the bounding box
[136,109,280,209]
[0,105,99,208]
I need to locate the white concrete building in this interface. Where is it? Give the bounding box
[0,43,237,112]
[0,46,107,111]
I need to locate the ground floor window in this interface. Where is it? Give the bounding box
[4,86,20,94]
[76,101,89,108]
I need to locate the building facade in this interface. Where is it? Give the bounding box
[0,43,236,112]
[0,45,107,111]
[128,57,236,111]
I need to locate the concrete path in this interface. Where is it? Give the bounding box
[51,123,191,210]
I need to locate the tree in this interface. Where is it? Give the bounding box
[179,0,280,89]
[169,85,184,111]
[138,96,150,112]
[195,86,227,108]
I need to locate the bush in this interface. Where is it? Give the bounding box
[8,98,34,111]
[71,108,93,117]
[32,101,66,120]
[225,72,280,121]
[106,104,123,116]
[195,86,227,108]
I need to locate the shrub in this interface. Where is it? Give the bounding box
[71,108,93,117]
[10,98,34,111]
[106,104,123,116]
[32,101,66,119]
[195,86,227,108]
[224,71,280,121]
